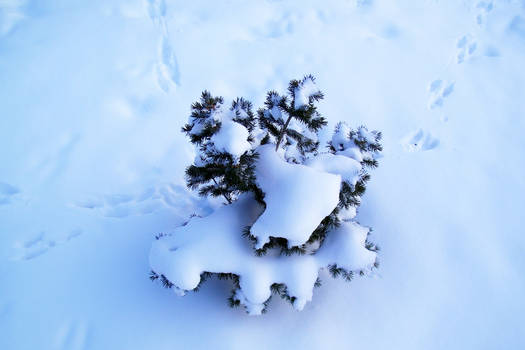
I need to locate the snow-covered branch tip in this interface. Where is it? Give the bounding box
[150,75,382,314]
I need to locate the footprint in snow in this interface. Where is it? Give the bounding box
[456,35,478,64]
[0,182,20,205]
[147,0,180,92]
[401,129,439,152]
[476,1,493,26]
[156,37,181,92]
[428,79,454,109]
[54,321,90,350]
[356,0,373,8]
[12,229,83,261]
[76,184,199,219]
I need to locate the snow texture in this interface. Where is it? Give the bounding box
[211,114,251,158]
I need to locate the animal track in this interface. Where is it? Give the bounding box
[401,129,439,152]
[0,0,27,36]
[476,1,493,26]
[0,181,20,205]
[456,35,477,64]
[54,321,90,350]
[428,79,454,109]
[12,229,83,261]
[77,184,200,219]
[509,16,525,39]
[147,0,180,92]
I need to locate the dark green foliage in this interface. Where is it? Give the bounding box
[329,123,383,168]
[231,97,257,133]
[182,91,260,204]
[149,270,159,281]
[314,277,322,288]
[161,274,174,289]
[297,122,384,251]
[182,91,224,145]
[243,225,308,256]
[257,75,327,163]
[149,271,174,288]
[193,272,213,292]
[329,264,354,282]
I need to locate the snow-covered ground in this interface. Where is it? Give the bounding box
[2,0,525,348]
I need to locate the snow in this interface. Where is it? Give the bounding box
[250,145,341,248]
[317,221,376,271]
[338,206,357,221]
[2,0,525,349]
[211,116,251,158]
[150,193,375,315]
[331,122,366,162]
[269,93,285,120]
[305,153,362,187]
[331,122,352,150]
[336,147,364,162]
[294,75,320,109]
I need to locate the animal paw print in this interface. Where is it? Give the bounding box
[401,129,439,152]
[476,1,493,26]
[428,79,454,109]
[456,35,477,64]
[147,0,180,92]
[76,184,200,219]
[0,182,20,206]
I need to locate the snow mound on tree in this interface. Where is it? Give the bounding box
[317,221,376,270]
[209,110,251,158]
[149,194,376,315]
[294,76,320,109]
[305,153,362,187]
[250,144,341,248]
[211,117,251,158]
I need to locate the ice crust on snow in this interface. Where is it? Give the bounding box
[149,194,376,315]
[250,145,341,248]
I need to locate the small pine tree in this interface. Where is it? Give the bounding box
[151,75,382,314]
[258,75,327,163]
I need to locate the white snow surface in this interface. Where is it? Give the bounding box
[2,0,525,349]
[331,122,352,149]
[211,115,251,158]
[305,153,362,187]
[251,145,341,248]
[294,75,320,109]
[150,194,375,315]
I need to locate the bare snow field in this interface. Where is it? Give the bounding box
[1,0,525,349]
